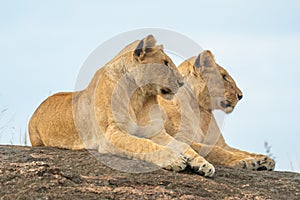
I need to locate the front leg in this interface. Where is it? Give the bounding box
[204,115,275,171]
[103,123,188,172]
[191,142,262,170]
[150,131,215,177]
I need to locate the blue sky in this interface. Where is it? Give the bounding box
[0,0,300,172]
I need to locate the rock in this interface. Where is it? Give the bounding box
[0,145,299,199]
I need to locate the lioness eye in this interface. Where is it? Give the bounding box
[222,74,229,81]
[164,60,169,67]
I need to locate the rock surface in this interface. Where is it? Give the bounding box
[0,145,299,199]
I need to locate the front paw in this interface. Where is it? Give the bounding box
[163,154,188,172]
[159,149,188,172]
[229,157,258,170]
[189,157,215,177]
[254,155,275,171]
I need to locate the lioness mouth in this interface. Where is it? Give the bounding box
[161,87,173,95]
[220,101,231,108]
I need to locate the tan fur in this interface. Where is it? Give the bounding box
[159,50,275,171]
[29,36,215,176]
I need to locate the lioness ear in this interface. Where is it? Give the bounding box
[201,50,215,68]
[144,34,156,50]
[194,50,215,72]
[134,35,157,59]
[194,53,201,69]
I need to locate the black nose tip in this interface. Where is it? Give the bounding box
[237,94,243,100]
[177,80,184,87]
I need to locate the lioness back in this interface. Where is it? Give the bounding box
[29,92,84,149]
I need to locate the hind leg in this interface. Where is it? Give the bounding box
[28,128,44,147]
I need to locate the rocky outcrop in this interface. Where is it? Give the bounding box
[0,145,299,199]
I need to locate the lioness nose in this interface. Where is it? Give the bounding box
[237,94,243,100]
[177,80,184,87]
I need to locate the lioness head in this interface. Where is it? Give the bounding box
[124,35,184,100]
[178,50,243,113]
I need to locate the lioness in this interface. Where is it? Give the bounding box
[159,50,275,170]
[29,35,215,176]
